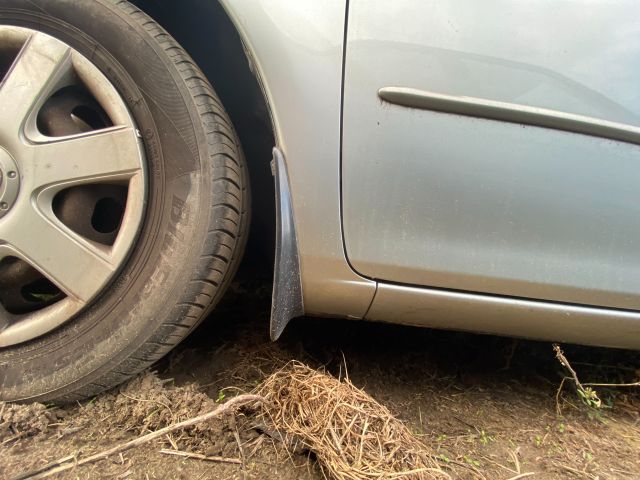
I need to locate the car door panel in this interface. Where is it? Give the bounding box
[342,0,640,309]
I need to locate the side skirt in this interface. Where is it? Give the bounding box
[367,283,640,349]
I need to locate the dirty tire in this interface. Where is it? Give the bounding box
[0,0,249,402]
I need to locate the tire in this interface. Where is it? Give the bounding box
[0,0,249,402]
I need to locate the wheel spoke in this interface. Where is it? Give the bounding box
[3,206,115,303]
[0,32,71,135]
[24,127,142,190]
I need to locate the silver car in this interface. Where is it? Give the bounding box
[1,0,638,402]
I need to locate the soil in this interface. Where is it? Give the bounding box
[1,283,639,480]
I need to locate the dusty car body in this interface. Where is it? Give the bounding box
[224,0,640,348]
[1,0,638,402]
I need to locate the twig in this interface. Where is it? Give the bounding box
[553,345,584,391]
[557,463,597,479]
[509,448,521,474]
[556,376,568,416]
[10,394,263,480]
[554,343,639,408]
[165,433,178,450]
[229,413,246,480]
[431,455,484,480]
[2,432,28,446]
[504,473,535,480]
[159,449,241,465]
[500,339,519,371]
[7,456,77,480]
[553,344,601,409]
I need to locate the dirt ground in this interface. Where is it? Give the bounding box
[1,283,639,480]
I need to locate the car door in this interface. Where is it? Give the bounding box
[342,0,640,310]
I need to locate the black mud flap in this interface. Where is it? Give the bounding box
[270,147,304,340]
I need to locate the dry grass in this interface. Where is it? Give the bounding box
[257,362,450,480]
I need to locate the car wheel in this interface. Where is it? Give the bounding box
[0,0,249,402]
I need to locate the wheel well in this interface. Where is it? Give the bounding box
[131,0,276,275]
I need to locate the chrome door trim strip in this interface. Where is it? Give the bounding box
[378,86,640,145]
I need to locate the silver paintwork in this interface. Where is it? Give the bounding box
[347,0,640,124]
[209,2,640,347]
[220,0,376,319]
[342,0,640,311]
[0,28,146,346]
[343,107,640,310]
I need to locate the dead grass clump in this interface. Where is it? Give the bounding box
[257,362,449,480]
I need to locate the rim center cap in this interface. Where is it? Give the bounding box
[0,147,20,218]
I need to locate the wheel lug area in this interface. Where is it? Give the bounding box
[0,146,21,219]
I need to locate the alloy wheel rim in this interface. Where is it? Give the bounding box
[0,26,146,347]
